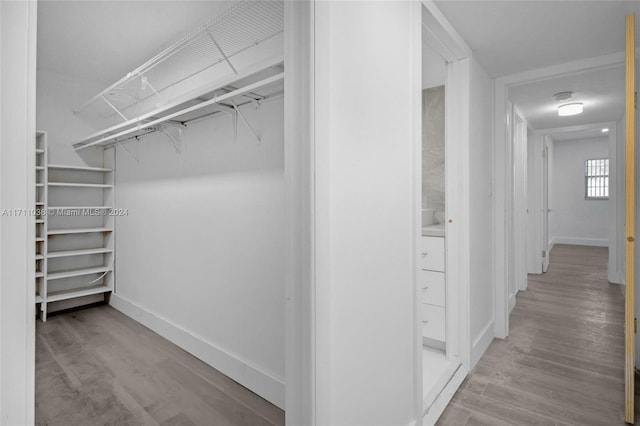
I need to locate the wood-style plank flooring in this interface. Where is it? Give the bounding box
[438,244,638,425]
[36,305,285,426]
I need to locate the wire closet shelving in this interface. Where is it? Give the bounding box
[73,0,285,151]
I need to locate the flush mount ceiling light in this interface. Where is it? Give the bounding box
[553,91,584,116]
[602,128,610,133]
[558,102,584,116]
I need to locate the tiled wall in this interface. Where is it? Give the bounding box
[422,86,445,222]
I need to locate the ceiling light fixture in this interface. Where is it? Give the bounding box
[602,128,610,133]
[557,102,584,116]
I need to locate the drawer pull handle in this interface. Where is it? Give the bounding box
[421,252,429,256]
[422,320,429,324]
[422,286,429,291]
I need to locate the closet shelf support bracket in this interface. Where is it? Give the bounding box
[117,140,140,164]
[230,100,261,145]
[158,123,186,154]
[216,104,238,143]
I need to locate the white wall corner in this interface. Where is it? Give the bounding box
[471,321,494,369]
[109,293,285,409]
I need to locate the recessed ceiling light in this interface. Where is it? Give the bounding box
[558,102,583,116]
[602,128,610,133]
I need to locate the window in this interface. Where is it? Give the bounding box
[585,158,609,200]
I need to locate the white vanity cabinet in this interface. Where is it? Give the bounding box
[419,235,445,346]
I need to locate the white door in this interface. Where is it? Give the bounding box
[542,142,550,272]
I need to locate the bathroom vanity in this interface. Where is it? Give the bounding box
[420,229,445,349]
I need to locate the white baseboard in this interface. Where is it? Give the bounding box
[471,320,494,368]
[109,293,285,409]
[552,236,608,247]
[548,236,556,251]
[422,364,468,426]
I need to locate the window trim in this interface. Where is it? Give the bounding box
[584,157,609,200]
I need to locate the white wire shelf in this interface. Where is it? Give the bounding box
[73,0,284,151]
[73,66,283,150]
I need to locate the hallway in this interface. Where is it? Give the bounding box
[438,244,635,425]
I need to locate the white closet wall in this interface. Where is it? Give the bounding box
[552,136,609,246]
[468,56,495,366]
[37,69,104,166]
[112,98,285,408]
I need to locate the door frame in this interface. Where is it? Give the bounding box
[531,122,621,279]
[493,52,626,338]
[0,1,38,424]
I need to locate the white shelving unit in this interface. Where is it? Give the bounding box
[36,157,115,321]
[35,132,47,309]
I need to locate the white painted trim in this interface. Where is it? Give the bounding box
[422,362,460,413]
[284,1,315,424]
[0,2,37,424]
[412,3,424,426]
[499,51,624,88]
[445,57,472,370]
[109,293,285,409]
[494,52,626,340]
[493,77,510,339]
[422,364,468,426]
[471,321,494,368]
[549,236,557,251]
[536,121,619,136]
[552,237,609,247]
[421,0,472,61]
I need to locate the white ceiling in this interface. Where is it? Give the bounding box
[37,1,236,85]
[434,0,640,79]
[508,64,625,130]
[433,0,639,136]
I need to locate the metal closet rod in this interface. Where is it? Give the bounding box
[74,72,284,151]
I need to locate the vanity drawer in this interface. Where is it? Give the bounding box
[421,304,445,342]
[420,270,445,307]
[419,236,445,272]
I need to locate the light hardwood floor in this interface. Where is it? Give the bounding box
[438,244,638,425]
[36,305,285,426]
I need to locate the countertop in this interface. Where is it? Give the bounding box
[422,223,445,237]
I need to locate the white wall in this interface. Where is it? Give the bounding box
[111,98,285,408]
[36,69,104,166]
[313,2,419,424]
[422,41,446,90]
[551,136,609,246]
[0,1,37,424]
[468,56,494,367]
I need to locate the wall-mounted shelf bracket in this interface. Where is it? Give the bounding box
[158,123,186,153]
[216,104,238,143]
[230,100,261,145]
[117,140,140,164]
